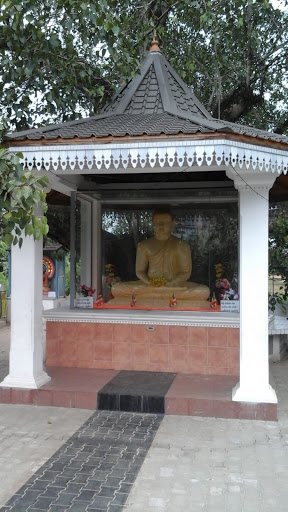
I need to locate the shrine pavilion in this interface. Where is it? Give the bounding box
[1,38,288,420]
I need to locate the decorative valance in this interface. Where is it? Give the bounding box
[10,140,288,175]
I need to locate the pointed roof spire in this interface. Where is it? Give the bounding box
[150,31,161,53]
[101,38,213,122]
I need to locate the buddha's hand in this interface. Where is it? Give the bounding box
[150,277,167,287]
[166,278,186,287]
[136,271,151,286]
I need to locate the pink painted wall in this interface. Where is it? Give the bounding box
[46,322,239,376]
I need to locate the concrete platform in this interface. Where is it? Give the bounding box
[0,319,278,421]
[0,366,277,421]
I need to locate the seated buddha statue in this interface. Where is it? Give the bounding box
[109,209,210,307]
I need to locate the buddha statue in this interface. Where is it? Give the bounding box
[109,209,210,308]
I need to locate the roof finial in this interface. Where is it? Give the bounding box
[150,30,161,52]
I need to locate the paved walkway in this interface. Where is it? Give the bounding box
[1,321,288,511]
[0,404,92,509]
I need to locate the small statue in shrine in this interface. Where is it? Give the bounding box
[210,292,218,309]
[95,294,104,308]
[169,293,177,308]
[130,292,136,307]
[43,266,50,295]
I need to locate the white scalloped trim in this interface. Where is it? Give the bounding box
[10,140,288,175]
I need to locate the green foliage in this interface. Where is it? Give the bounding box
[269,204,288,310]
[1,1,288,132]
[0,139,49,247]
[0,240,8,291]
[162,0,288,129]
[0,0,142,129]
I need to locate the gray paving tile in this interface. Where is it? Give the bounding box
[47,506,68,512]
[64,483,83,495]
[3,497,20,508]
[110,493,129,506]
[6,503,32,512]
[104,477,122,488]
[96,487,115,498]
[83,481,102,493]
[29,480,51,492]
[108,506,125,512]
[89,495,111,509]
[117,484,132,495]
[68,460,85,469]
[52,492,75,507]
[72,475,90,485]
[68,504,89,512]
[31,496,55,509]
[40,486,61,498]
[1,412,162,512]
[53,476,73,488]
[74,490,98,502]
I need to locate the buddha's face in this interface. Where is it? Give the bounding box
[152,213,175,241]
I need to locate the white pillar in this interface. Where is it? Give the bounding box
[226,168,277,403]
[0,232,51,389]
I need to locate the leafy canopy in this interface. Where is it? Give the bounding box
[0,142,49,248]
[1,0,288,133]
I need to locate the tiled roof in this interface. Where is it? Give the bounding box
[104,66,165,116]
[5,45,288,146]
[12,113,215,141]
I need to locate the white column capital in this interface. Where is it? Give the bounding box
[226,167,277,193]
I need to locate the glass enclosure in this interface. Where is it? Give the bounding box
[73,189,239,311]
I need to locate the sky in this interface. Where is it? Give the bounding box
[271,0,288,10]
